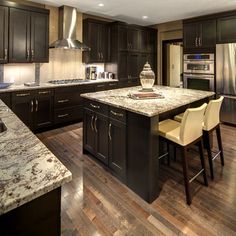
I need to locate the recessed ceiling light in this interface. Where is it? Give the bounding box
[98,3,104,7]
[142,16,148,19]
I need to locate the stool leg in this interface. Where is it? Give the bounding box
[198,139,208,186]
[181,147,191,205]
[216,125,224,166]
[205,131,214,180]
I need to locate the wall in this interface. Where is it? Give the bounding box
[154,20,183,84]
[3,1,86,84]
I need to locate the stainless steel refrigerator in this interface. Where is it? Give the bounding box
[216,43,236,125]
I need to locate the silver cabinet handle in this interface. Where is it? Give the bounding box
[58,99,69,103]
[16,93,30,97]
[94,116,98,133]
[4,48,8,60]
[101,53,103,60]
[109,83,116,86]
[199,37,201,47]
[58,114,69,118]
[39,91,50,95]
[91,115,94,131]
[90,103,100,109]
[195,37,198,47]
[27,49,30,61]
[35,99,38,112]
[97,84,105,88]
[108,123,112,140]
[111,110,124,117]
[31,100,34,113]
[31,49,34,60]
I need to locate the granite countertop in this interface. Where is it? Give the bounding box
[81,85,215,117]
[0,79,118,93]
[0,100,72,215]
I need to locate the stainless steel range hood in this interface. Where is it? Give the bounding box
[50,6,90,51]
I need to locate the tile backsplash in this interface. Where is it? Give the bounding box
[3,49,86,85]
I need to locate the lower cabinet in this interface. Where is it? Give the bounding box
[83,103,126,181]
[12,89,53,130]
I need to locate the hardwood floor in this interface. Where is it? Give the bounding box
[37,123,236,236]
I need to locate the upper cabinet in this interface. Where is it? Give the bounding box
[217,15,236,43]
[0,6,8,64]
[83,19,109,63]
[0,1,49,64]
[183,19,216,51]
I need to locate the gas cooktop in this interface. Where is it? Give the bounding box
[48,79,90,84]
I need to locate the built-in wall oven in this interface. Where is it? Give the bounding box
[183,53,215,91]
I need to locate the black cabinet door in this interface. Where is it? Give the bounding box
[95,113,109,165]
[31,12,49,63]
[128,53,140,81]
[0,6,8,63]
[88,22,100,62]
[83,108,96,155]
[128,27,140,51]
[118,25,128,51]
[200,19,216,48]
[0,92,11,107]
[217,15,236,43]
[118,52,128,81]
[183,22,198,49]
[11,91,34,128]
[9,8,30,63]
[108,119,126,180]
[99,23,108,62]
[34,90,53,129]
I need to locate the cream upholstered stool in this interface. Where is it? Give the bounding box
[158,103,208,205]
[174,96,224,180]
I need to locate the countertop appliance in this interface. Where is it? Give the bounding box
[86,66,97,80]
[183,53,215,91]
[216,43,236,125]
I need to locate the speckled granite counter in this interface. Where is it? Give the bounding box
[0,78,118,93]
[0,100,72,215]
[81,85,215,117]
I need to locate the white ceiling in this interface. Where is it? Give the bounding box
[30,0,236,26]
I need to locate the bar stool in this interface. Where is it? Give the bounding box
[158,103,208,205]
[174,96,224,180]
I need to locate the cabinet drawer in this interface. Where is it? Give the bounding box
[54,92,82,109]
[54,106,83,124]
[35,89,53,97]
[109,107,126,123]
[94,83,107,92]
[85,100,108,115]
[107,82,118,90]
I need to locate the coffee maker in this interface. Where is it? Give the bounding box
[86,66,97,80]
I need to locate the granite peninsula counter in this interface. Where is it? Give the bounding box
[0,100,72,235]
[81,86,214,203]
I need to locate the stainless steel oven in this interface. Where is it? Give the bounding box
[183,73,215,91]
[184,53,214,74]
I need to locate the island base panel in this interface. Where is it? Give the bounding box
[0,187,61,236]
[127,112,160,203]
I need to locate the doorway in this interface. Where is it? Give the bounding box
[162,39,183,87]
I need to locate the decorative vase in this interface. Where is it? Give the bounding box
[139,62,155,91]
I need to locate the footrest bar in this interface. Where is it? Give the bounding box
[212,151,221,161]
[189,169,204,183]
[158,152,169,160]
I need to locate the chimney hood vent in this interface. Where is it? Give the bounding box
[50,6,90,51]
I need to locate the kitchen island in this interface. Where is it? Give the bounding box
[0,100,72,235]
[81,86,214,203]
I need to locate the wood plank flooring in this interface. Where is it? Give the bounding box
[37,123,236,236]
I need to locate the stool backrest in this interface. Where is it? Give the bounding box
[204,96,224,131]
[180,103,207,145]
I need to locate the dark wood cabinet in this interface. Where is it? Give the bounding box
[31,12,49,63]
[183,19,216,51]
[0,1,49,64]
[217,15,236,43]
[140,29,156,53]
[34,90,53,129]
[117,24,128,51]
[83,101,127,181]
[12,89,53,130]
[128,27,140,51]
[9,8,31,63]
[0,92,11,107]
[108,118,126,179]
[83,19,109,63]
[11,91,34,127]
[0,6,8,63]
[127,52,140,83]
